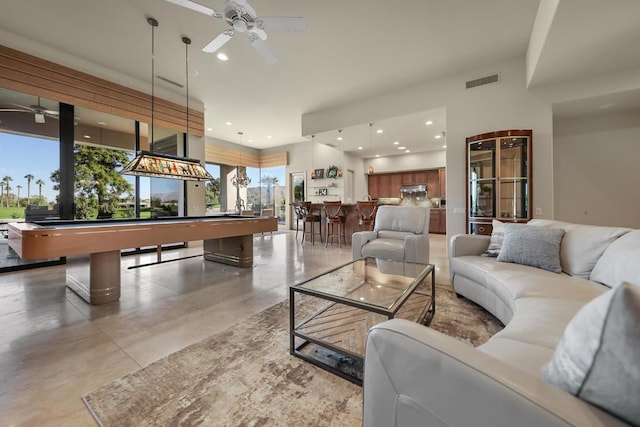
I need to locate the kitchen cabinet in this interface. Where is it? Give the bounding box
[429,208,446,234]
[367,168,445,199]
[466,129,532,235]
[439,168,446,199]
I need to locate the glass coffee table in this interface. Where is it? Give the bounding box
[290,257,435,385]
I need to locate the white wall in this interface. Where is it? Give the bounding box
[302,56,554,238]
[553,109,640,228]
[366,150,445,174]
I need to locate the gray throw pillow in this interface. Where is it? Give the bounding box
[541,283,640,425]
[496,224,565,273]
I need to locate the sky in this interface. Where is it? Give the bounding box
[0,133,59,202]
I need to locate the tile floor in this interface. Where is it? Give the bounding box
[0,232,449,426]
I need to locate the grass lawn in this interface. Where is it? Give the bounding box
[0,206,25,220]
[0,207,152,220]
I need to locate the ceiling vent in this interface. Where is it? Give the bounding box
[465,73,500,89]
[156,75,184,88]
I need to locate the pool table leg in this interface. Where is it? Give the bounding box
[203,234,254,268]
[66,251,121,305]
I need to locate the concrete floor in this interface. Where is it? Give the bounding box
[0,232,449,426]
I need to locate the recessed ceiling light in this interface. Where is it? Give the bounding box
[376,129,383,134]
[357,146,363,150]
[375,154,380,157]
[442,145,447,148]
[97,121,108,126]
[435,134,442,139]
[225,121,232,126]
[599,103,615,109]
[217,52,228,61]
[393,141,399,145]
[337,136,343,141]
[83,135,91,139]
[248,139,254,143]
[405,150,410,153]
[207,128,213,131]
[425,120,433,125]
[266,135,272,139]
[398,146,406,150]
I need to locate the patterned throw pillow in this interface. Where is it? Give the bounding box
[541,283,640,425]
[482,220,504,257]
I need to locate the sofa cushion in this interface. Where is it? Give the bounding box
[529,219,631,278]
[541,283,640,426]
[485,269,605,303]
[497,224,565,273]
[590,229,640,288]
[377,230,416,240]
[374,206,428,235]
[492,297,587,349]
[482,219,505,257]
[361,238,405,261]
[478,337,555,378]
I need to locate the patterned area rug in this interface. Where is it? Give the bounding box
[82,283,502,426]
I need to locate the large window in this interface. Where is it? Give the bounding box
[72,106,136,219]
[0,88,61,269]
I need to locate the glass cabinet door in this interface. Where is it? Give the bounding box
[498,137,529,219]
[468,140,496,218]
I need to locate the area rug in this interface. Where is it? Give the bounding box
[82,283,502,426]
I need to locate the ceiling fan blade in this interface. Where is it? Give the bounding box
[202,30,234,53]
[43,109,59,115]
[249,38,278,64]
[34,112,45,124]
[165,0,221,17]
[0,108,30,113]
[256,17,307,32]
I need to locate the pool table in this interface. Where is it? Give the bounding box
[8,215,277,305]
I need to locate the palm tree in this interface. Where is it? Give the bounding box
[36,179,45,205]
[24,174,34,206]
[260,175,274,208]
[16,185,22,207]
[2,176,12,208]
[270,176,279,210]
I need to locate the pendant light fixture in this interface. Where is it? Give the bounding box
[121,17,212,181]
[368,123,374,175]
[310,134,316,179]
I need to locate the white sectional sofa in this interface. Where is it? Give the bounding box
[363,220,639,427]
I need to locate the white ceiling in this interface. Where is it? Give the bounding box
[0,0,638,157]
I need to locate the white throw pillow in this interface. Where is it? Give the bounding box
[541,283,640,425]
[590,230,640,288]
[482,219,504,257]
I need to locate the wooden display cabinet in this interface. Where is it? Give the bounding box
[466,130,532,235]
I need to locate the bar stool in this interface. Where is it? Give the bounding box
[300,201,323,245]
[292,203,305,240]
[323,201,345,247]
[355,200,378,231]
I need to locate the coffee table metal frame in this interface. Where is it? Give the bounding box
[290,257,435,385]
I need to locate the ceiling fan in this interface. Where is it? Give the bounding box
[166,0,307,64]
[0,96,59,124]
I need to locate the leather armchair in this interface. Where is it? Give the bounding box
[352,205,430,264]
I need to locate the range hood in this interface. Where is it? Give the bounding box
[120,151,213,181]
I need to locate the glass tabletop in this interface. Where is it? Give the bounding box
[294,257,432,311]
